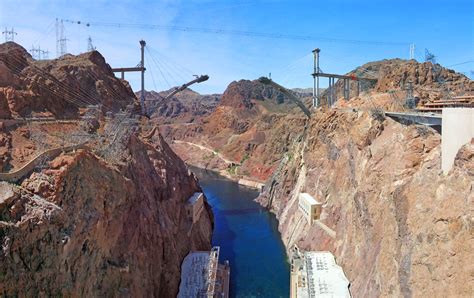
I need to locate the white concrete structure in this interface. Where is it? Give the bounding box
[442,108,474,174]
[177,247,230,298]
[290,246,351,298]
[186,192,205,224]
[298,193,322,225]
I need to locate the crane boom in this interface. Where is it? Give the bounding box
[162,75,209,101]
[258,77,311,118]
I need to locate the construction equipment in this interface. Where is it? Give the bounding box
[161,75,209,101]
[258,77,311,118]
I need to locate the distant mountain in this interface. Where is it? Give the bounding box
[136,88,220,123]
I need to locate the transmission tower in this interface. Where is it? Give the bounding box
[2,27,17,42]
[87,36,96,52]
[424,48,436,64]
[30,46,49,60]
[55,18,68,57]
[409,43,415,60]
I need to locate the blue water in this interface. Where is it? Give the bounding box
[193,168,290,298]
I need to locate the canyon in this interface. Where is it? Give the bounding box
[0,39,472,297]
[148,58,473,296]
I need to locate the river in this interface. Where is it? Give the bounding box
[192,168,290,297]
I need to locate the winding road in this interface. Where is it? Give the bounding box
[172,140,239,165]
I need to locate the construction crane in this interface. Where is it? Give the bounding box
[160,75,209,101]
[258,77,311,118]
[144,75,209,117]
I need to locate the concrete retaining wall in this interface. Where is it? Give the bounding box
[442,108,474,174]
[0,144,85,182]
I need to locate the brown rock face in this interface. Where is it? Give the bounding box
[157,79,309,181]
[0,42,138,119]
[258,109,473,297]
[0,131,213,296]
[324,59,474,106]
[139,88,220,124]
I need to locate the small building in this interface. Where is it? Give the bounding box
[186,192,205,224]
[298,193,322,225]
[290,246,351,298]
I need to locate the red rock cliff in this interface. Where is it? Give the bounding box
[257,109,473,297]
[0,130,213,296]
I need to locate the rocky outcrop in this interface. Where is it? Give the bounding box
[258,109,473,297]
[0,42,137,119]
[140,88,220,123]
[0,130,213,296]
[0,129,12,171]
[325,59,474,106]
[159,79,309,181]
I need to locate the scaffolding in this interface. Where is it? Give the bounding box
[206,246,220,297]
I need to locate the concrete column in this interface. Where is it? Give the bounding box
[344,79,349,100]
[441,108,474,174]
[329,77,333,107]
[139,40,146,115]
[332,77,335,106]
[312,48,320,108]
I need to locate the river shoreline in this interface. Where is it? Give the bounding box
[186,163,266,191]
[192,168,290,297]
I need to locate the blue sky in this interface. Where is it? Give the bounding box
[1,0,473,94]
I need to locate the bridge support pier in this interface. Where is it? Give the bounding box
[442,108,474,174]
[311,49,377,108]
[312,48,320,108]
[111,40,147,115]
[343,79,349,100]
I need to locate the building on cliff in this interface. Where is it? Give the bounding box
[298,193,322,225]
[178,246,230,298]
[186,192,205,224]
[290,246,350,298]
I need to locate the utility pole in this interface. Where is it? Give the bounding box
[409,43,415,60]
[140,40,146,115]
[87,36,96,52]
[312,48,320,108]
[30,46,49,60]
[2,27,17,42]
[56,18,68,57]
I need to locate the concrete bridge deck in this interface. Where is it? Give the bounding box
[385,111,442,126]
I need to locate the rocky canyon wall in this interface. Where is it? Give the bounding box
[0,42,213,296]
[0,131,213,296]
[257,108,473,297]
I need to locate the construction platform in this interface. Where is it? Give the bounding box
[177,247,230,298]
[416,95,474,113]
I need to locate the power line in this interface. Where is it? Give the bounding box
[61,18,410,46]
[447,60,474,67]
